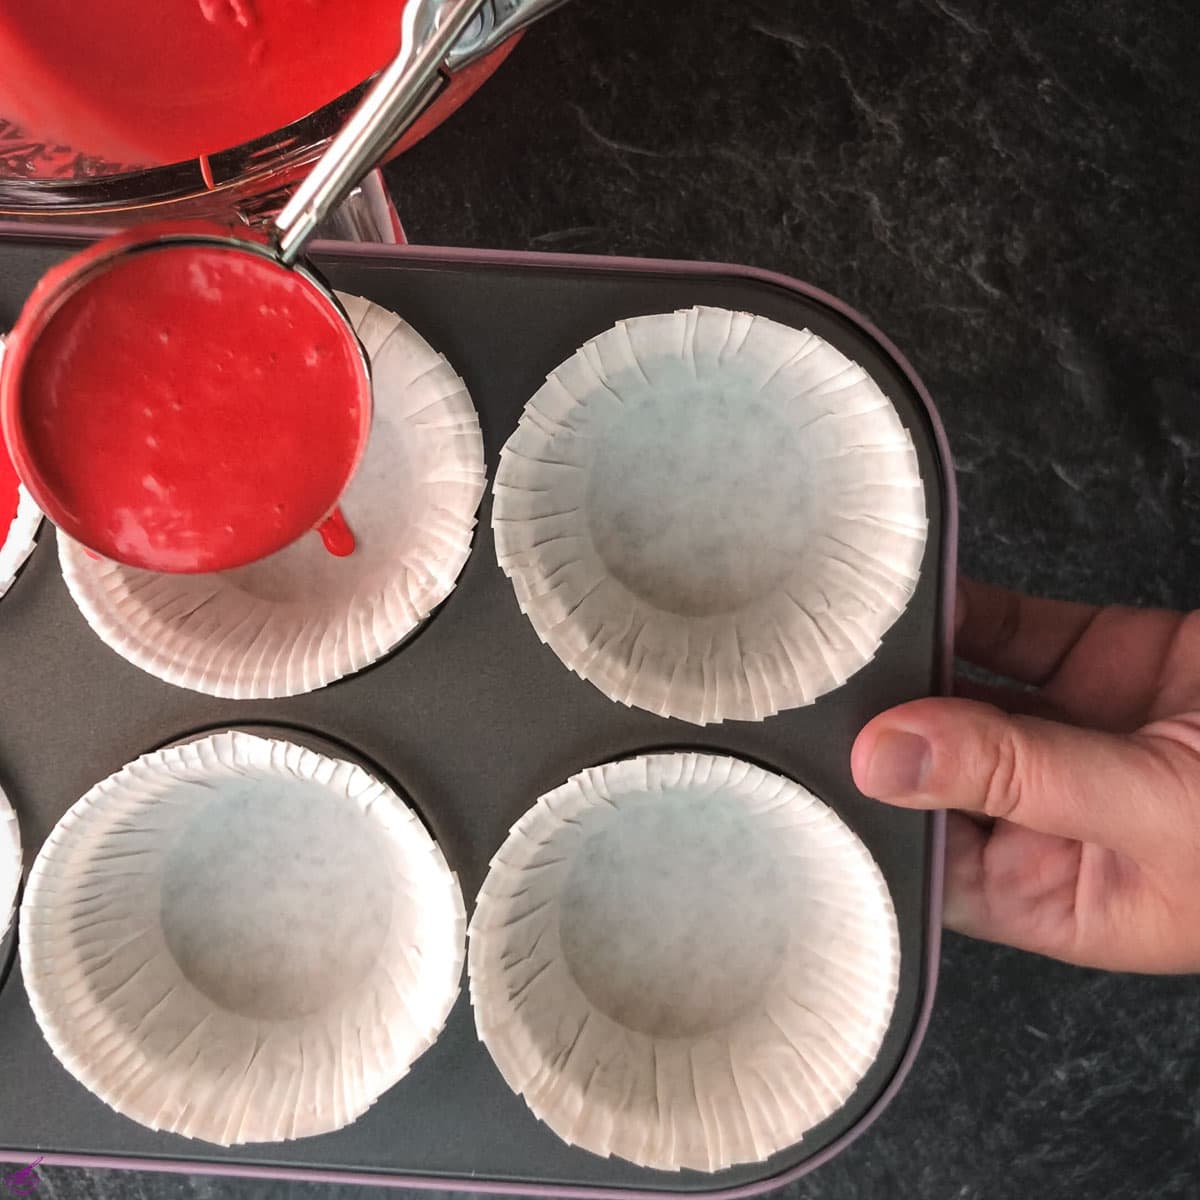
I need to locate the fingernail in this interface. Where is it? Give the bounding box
[861,731,931,799]
[954,579,968,635]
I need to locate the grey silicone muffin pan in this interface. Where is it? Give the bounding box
[0,227,953,1197]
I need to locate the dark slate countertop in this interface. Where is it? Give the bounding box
[35,1,1200,1198]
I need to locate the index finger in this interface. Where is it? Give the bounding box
[956,577,1099,686]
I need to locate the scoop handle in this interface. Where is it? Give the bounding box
[273,0,486,266]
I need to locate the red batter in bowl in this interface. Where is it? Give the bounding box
[0,0,411,165]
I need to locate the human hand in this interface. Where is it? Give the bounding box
[851,577,1200,973]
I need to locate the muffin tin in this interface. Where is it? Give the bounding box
[0,226,952,1196]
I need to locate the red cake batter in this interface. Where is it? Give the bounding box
[0,423,18,536]
[4,240,369,572]
[0,0,409,164]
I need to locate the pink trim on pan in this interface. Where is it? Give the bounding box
[0,231,955,1199]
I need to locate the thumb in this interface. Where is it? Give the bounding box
[850,697,1185,857]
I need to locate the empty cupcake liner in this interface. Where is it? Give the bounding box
[468,752,900,1173]
[493,306,928,724]
[20,730,466,1146]
[0,338,43,601]
[59,294,486,698]
[0,783,20,942]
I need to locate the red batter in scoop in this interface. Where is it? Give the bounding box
[5,242,369,573]
[0,0,406,165]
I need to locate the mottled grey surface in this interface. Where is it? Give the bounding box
[31,0,1200,1197]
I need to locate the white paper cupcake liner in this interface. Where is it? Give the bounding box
[0,486,41,601]
[0,337,43,601]
[468,752,900,1173]
[493,306,928,724]
[59,294,486,698]
[0,783,21,942]
[20,730,465,1146]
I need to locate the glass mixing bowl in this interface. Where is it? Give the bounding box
[0,3,530,236]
